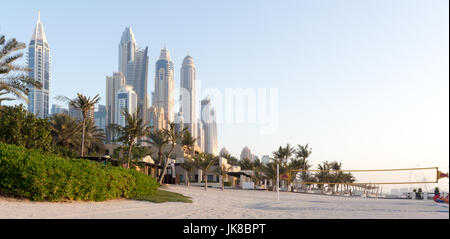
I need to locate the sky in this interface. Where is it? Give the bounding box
[1,0,448,190]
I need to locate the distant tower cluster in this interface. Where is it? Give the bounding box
[27,12,50,118]
[25,14,220,156]
[240,146,258,162]
[103,27,219,154]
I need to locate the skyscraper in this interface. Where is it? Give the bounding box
[197,120,205,152]
[115,85,137,127]
[28,12,50,118]
[148,106,166,130]
[180,55,197,144]
[106,72,125,143]
[201,96,218,155]
[118,27,136,77]
[50,104,68,115]
[126,47,149,123]
[152,48,174,125]
[95,105,107,132]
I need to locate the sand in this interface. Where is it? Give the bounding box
[0,185,448,219]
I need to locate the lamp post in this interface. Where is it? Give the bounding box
[277,164,280,201]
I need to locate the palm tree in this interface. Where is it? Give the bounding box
[147,129,168,166]
[272,146,285,166]
[0,35,41,104]
[297,143,312,171]
[180,130,196,158]
[272,144,295,191]
[180,160,195,187]
[82,119,106,156]
[315,161,332,190]
[158,122,186,184]
[220,151,239,166]
[193,153,219,190]
[239,157,254,170]
[56,93,100,157]
[109,108,151,169]
[262,162,279,191]
[50,113,81,148]
[214,164,230,191]
[296,144,313,188]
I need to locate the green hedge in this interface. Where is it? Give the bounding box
[224,182,233,187]
[0,143,158,201]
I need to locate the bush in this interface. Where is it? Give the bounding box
[0,143,158,201]
[0,105,53,152]
[224,182,233,187]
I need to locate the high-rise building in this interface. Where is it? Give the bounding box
[174,111,184,133]
[95,105,107,132]
[118,27,136,77]
[152,48,174,126]
[126,47,149,123]
[106,72,125,142]
[201,96,218,155]
[179,55,197,144]
[148,106,166,130]
[27,12,50,118]
[115,85,137,127]
[240,146,254,161]
[261,155,271,164]
[197,120,205,152]
[219,147,229,157]
[50,104,68,115]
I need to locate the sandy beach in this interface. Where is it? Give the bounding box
[0,185,448,219]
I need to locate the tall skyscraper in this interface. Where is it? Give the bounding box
[50,104,68,115]
[115,85,137,127]
[126,47,149,123]
[197,120,205,152]
[148,106,166,130]
[201,96,218,155]
[180,55,197,144]
[118,27,136,77]
[152,48,174,125]
[95,105,107,132]
[240,146,255,161]
[27,12,50,118]
[106,72,125,143]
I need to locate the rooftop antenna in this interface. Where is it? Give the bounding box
[38,10,40,22]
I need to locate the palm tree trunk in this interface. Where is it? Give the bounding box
[127,143,133,169]
[185,171,188,186]
[204,173,208,190]
[81,118,86,157]
[159,144,175,184]
[158,148,163,166]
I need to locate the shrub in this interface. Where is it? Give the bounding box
[0,143,158,201]
[224,182,233,187]
[0,105,53,152]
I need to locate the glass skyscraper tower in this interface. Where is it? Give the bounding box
[118,27,149,123]
[28,12,50,118]
[152,48,174,124]
[180,55,198,144]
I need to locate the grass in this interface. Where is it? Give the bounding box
[132,189,193,203]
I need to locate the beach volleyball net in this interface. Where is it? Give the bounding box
[289,167,443,185]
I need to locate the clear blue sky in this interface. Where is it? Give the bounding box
[1,0,448,189]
